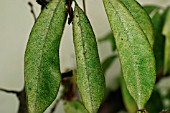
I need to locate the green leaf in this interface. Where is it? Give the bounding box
[73,4,105,113]
[103,0,156,109]
[152,12,165,72]
[102,55,117,74]
[119,0,154,48]
[163,7,170,75]
[64,100,89,113]
[143,5,160,15]
[98,32,116,51]
[120,76,137,113]
[24,0,67,112]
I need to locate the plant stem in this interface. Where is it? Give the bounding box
[82,0,86,14]
[0,88,27,113]
[0,88,19,94]
[28,2,36,21]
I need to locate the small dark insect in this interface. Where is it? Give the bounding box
[66,0,73,24]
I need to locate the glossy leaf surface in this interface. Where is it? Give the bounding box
[64,100,89,113]
[163,7,170,75]
[24,0,67,112]
[103,0,156,109]
[73,4,105,113]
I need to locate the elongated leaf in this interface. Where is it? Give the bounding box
[73,4,105,113]
[103,0,156,109]
[98,32,116,51]
[163,7,170,75]
[120,76,137,113]
[152,12,165,72]
[64,100,89,113]
[119,0,154,48]
[102,55,117,74]
[24,0,67,112]
[143,5,160,15]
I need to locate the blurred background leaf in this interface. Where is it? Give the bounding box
[152,11,165,72]
[145,90,163,113]
[102,55,117,74]
[143,5,160,15]
[98,32,116,51]
[120,76,137,113]
[64,100,89,113]
[162,7,170,75]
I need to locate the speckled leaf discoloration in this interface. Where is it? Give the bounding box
[73,4,105,113]
[103,0,156,109]
[119,0,154,48]
[24,0,67,112]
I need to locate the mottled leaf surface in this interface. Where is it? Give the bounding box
[24,0,67,112]
[163,7,170,75]
[119,0,154,48]
[103,0,156,109]
[73,4,105,113]
[64,100,89,113]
